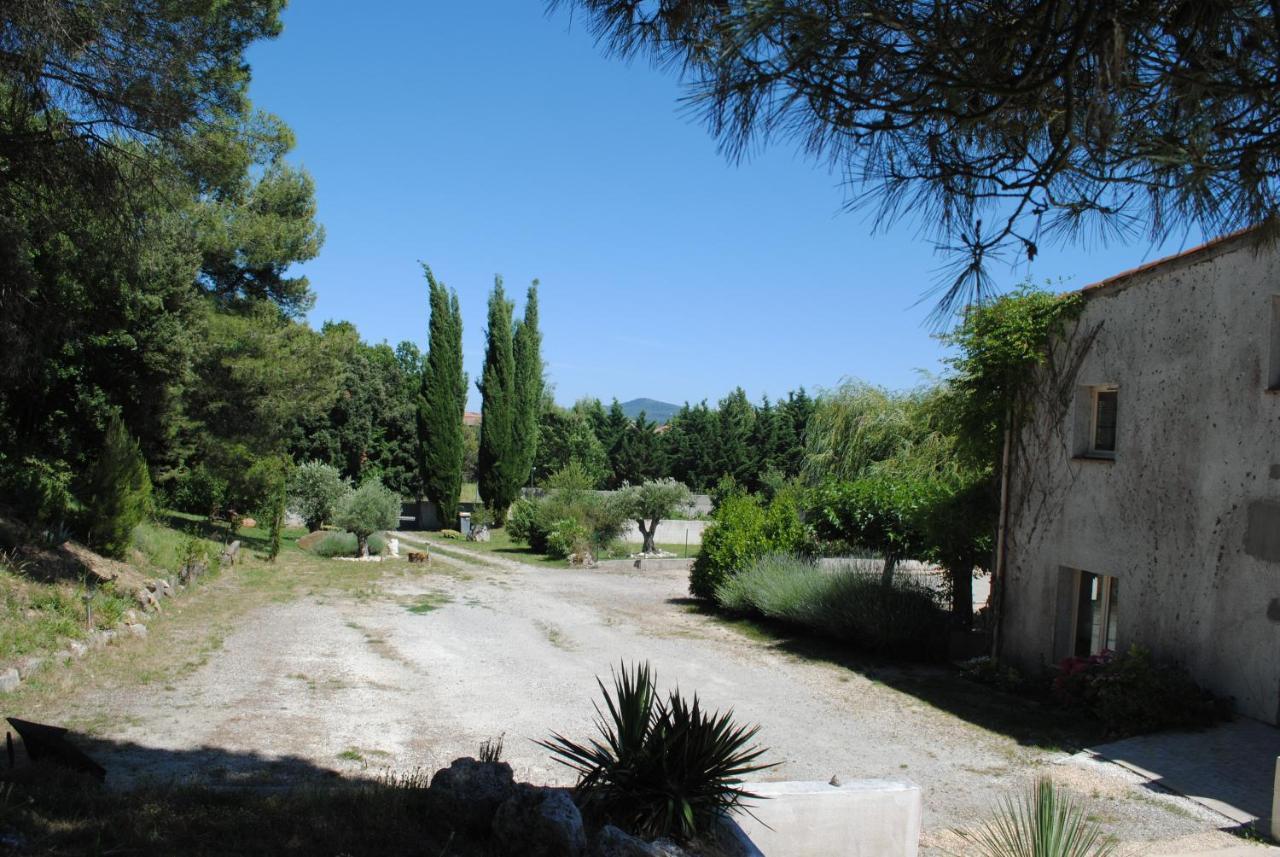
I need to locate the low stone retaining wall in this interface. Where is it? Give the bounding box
[726,779,922,857]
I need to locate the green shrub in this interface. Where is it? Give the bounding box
[438,529,463,540]
[546,518,590,559]
[310,532,388,558]
[288,461,350,532]
[507,484,628,559]
[960,776,1118,857]
[507,496,550,552]
[171,464,227,518]
[960,656,1027,693]
[80,416,153,559]
[334,479,400,557]
[690,493,769,600]
[0,455,75,525]
[1052,646,1229,737]
[715,554,948,659]
[538,662,774,841]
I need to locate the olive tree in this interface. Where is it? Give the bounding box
[334,479,400,557]
[617,478,693,554]
[289,460,351,533]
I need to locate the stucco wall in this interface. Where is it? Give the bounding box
[1001,234,1280,724]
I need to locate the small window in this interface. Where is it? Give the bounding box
[1089,388,1118,457]
[1073,572,1119,657]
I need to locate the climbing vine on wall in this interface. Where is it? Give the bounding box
[940,284,1087,471]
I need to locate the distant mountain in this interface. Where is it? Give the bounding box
[620,398,681,425]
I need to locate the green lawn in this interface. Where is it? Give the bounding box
[410,529,695,569]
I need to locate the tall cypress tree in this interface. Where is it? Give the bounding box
[417,266,467,527]
[511,281,542,489]
[477,277,517,523]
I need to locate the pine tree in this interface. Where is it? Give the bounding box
[752,396,782,480]
[613,412,664,486]
[782,388,816,476]
[716,388,756,487]
[602,399,631,486]
[477,277,518,523]
[511,281,543,490]
[82,415,153,559]
[417,266,467,527]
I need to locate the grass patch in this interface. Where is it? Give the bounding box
[599,542,696,560]
[1,559,135,662]
[405,592,451,614]
[412,530,692,569]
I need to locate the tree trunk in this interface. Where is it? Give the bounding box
[358,533,369,558]
[950,565,974,628]
[881,553,899,587]
[639,519,657,554]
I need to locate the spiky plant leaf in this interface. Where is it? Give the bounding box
[959,777,1119,857]
[537,662,775,841]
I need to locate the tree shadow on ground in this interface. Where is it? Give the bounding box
[670,598,1103,752]
[158,511,272,551]
[0,728,495,856]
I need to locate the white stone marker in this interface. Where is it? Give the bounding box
[726,779,922,857]
[1272,757,1279,842]
[388,537,399,558]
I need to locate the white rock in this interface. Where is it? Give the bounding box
[0,668,19,693]
[16,656,45,678]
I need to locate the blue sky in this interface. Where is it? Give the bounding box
[246,1,1199,411]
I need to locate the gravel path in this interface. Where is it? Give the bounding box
[51,536,1248,854]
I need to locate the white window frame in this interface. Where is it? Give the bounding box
[1088,386,1119,459]
[1071,571,1119,657]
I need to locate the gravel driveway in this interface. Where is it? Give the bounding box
[53,536,1248,854]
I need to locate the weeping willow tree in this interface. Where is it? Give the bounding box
[804,380,992,625]
[802,381,958,485]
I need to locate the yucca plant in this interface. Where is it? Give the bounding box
[960,777,1119,857]
[538,662,774,841]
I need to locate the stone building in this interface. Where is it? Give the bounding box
[999,228,1280,724]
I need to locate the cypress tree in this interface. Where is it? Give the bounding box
[82,415,152,559]
[511,281,543,489]
[477,277,518,523]
[418,266,467,528]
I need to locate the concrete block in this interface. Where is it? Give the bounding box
[1272,757,1279,842]
[726,779,921,857]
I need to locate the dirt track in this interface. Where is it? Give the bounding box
[34,536,1248,854]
